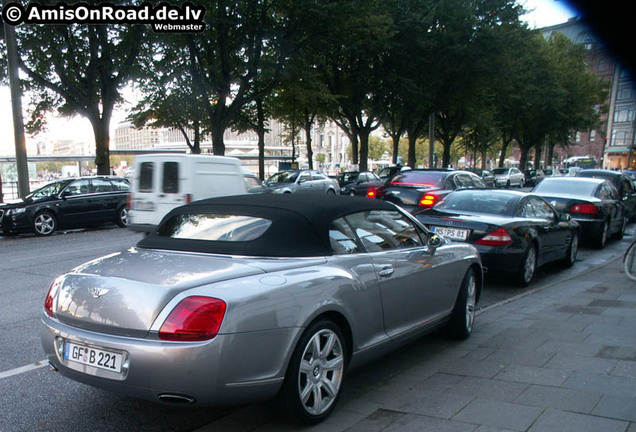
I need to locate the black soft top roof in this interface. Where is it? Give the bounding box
[137,194,399,257]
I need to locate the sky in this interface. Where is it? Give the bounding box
[0,0,580,157]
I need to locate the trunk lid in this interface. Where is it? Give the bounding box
[50,248,296,337]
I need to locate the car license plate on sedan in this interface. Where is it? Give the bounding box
[64,341,123,373]
[431,226,469,241]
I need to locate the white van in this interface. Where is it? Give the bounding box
[127,154,251,232]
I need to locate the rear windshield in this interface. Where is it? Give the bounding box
[533,179,597,196]
[390,171,444,187]
[436,192,515,215]
[266,171,299,185]
[157,214,272,242]
[492,168,509,175]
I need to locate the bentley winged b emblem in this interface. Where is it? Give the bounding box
[87,287,110,299]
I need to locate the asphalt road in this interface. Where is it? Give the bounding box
[0,222,633,432]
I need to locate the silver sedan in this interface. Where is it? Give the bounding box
[264,170,340,194]
[41,194,481,424]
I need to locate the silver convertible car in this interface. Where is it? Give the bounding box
[41,194,482,424]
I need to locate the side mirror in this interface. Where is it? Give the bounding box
[428,233,445,248]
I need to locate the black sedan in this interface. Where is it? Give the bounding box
[577,169,636,220]
[0,176,130,236]
[377,169,485,213]
[466,169,495,188]
[337,171,384,197]
[532,177,627,249]
[414,189,579,286]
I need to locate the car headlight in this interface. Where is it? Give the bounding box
[9,208,26,215]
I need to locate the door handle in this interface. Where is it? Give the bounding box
[378,266,394,277]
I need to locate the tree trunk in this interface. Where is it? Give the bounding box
[257,99,266,180]
[534,145,542,170]
[518,145,531,172]
[391,135,400,164]
[91,115,111,175]
[192,121,201,154]
[442,139,452,168]
[305,123,313,170]
[210,123,226,156]
[359,129,370,172]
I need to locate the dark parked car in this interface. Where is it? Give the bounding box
[577,169,636,220]
[42,193,481,424]
[377,169,485,212]
[263,170,340,195]
[0,176,130,236]
[337,171,384,197]
[414,189,579,286]
[532,177,627,249]
[466,169,495,188]
[524,169,546,187]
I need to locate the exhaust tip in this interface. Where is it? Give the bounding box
[158,394,195,405]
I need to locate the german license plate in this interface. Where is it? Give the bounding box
[64,341,123,373]
[431,226,469,241]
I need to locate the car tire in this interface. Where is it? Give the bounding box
[115,206,128,228]
[326,189,336,195]
[505,180,510,188]
[561,231,579,268]
[280,319,346,425]
[348,190,356,197]
[595,220,609,249]
[516,244,537,287]
[33,211,57,236]
[444,267,477,340]
[612,216,627,240]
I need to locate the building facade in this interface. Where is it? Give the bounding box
[541,18,636,169]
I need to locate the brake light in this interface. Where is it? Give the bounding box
[44,277,63,318]
[185,194,193,204]
[126,193,132,209]
[570,203,598,214]
[475,228,513,246]
[159,296,226,341]
[418,194,438,208]
[367,189,376,198]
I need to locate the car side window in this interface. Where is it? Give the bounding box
[345,210,423,252]
[600,183,617,200]
[64,179,91,196]
[109,178,130,192]
[529,197,556,219]
[91,179,114,193]
[519,199,536,217]
[454,174,471,188]
[329,218,362,255]
[299,172,311,183]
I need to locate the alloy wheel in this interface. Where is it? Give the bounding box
[34,213,56,236]
[297,329,344,416]
[464,273,476,333]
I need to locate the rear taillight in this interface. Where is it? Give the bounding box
[44,277,63,318]
[159,296,226,341]
[367,188,376,198]
[418,194,438,208]
[475,228,513,246]
[570,203,598,214]
[185,194,193,204]
[126,193,132,209]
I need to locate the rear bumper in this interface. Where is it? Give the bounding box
[41,313,297,406]
[477,246,525,275]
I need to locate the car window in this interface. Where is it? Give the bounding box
[163,162,179,193]
[158,214,272,241]
[329,218,362,255]
[599,182,617,200]
[139,162,154,192]
[299,172,311,182]
[64,179,91,196]
[390,171,445,187]
[621,176,634,194]
[92,178,114,193]
[529,197,555,219]
[519,199,536,217]
[345,210,423,252]
[266,171,299,185]
[311,172,326,181]
[109,178,130,192]
[454,174,473,188]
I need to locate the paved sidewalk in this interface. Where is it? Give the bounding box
[197,256,636,432]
